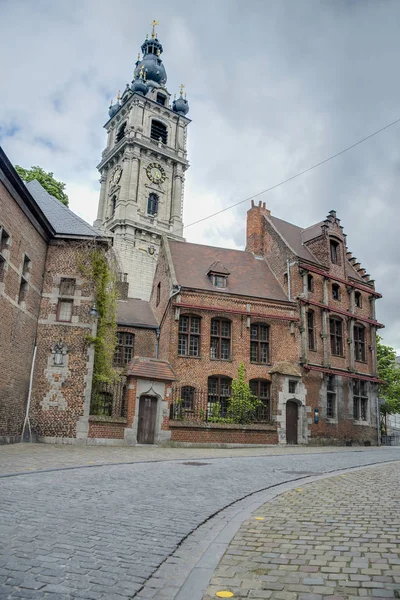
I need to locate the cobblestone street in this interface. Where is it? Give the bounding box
[203,462,400,600]
[0,445,399,599]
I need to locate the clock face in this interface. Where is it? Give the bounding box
[112,167,122,185]
[146,162,166,184]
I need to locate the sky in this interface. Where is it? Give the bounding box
[1,0,399,351]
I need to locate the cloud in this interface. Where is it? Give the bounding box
[0,0,399,351]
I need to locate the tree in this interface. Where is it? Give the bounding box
[377,336,400,432]
[15,165,69,206]
[227,363,262,424]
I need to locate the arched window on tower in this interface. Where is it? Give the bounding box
[111,195,117,217]
[147,193,159,216]
[116,122,127,143]
[150,120,168,144]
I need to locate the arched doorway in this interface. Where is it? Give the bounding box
[286,401,298,445]
[137,395,158,444]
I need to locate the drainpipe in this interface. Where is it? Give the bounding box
[287,259,291,301]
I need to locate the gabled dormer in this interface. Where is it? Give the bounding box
[207,261,230,289]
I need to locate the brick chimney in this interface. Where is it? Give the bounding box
[246,200,270,256]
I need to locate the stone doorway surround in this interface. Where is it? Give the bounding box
[271,362,310,445]
[124,357,176,445]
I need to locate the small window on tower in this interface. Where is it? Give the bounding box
[147,193,159,216]
[150,120,168,144]
[116,122,127,143]
[156,94,166,106]
[355,291,362,308]
[111,196,117,217]
[307,274,314,292]
[332,283,340,301]
[330,240,340,264]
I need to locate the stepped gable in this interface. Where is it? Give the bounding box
[168,240,290,303]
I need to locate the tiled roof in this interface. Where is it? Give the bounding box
[168,240,289,303]
[128,358,176,381]
[26,180,101,238]
[268,215,320,264]
[117,298,158,328]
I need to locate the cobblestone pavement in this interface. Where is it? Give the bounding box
[0,448,399,599]
[0,443,369,476]
[203,462,400,600]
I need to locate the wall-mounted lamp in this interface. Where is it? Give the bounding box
[89,303,99,318]
[314,408,320,424]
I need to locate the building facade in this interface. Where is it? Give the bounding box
[94,24,191,301]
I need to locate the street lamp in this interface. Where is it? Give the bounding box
[89,303,99,318]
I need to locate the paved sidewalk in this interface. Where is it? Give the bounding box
[0,443,369,476]
[202,463,400,600]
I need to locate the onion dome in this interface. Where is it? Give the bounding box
[173,85,189,116]
[134,25,167,87]
[108,98,120,118]
[131,66,148,96]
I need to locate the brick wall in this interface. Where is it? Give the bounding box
[88,417,126,439]
[170,423,278,445]
[0,180,48,440]
[116,325,157,359]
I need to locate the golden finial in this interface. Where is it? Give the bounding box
[143,70,147,81]
[139,65,144,78]
[180,83,185,96]
[117,90,121,101]
[157,49,161,57]
[146,33,148,40]
[151,19,159,39]
[137,52,140,61]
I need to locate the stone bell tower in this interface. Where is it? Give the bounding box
[94,21,190,300]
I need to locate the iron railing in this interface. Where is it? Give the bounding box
[169,386,272,424]
[381,434,400,446]
[90,376,127,418]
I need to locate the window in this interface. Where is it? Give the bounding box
[178,315,201,357]
[0,256,5,282]
[353,380,368,421]
[354,324,366,362]
[156,93,166,106]
[181,386,195,411]
[111,196,117,217]
[147,193,159,216]
[0,227,10,253]
[283,272,288,285]
[18,279,28,304]
[22,255,31,277]
[208,376,232,416]
[289,380,297,394]
[307,274,314,292]
[308,310,315,351]
[57,299,73,322]
[250,323,269,364]
[156,282,161,306]
[210,318,231,360]
[330,240,339,264]
[114,332,134,366]
[326,375,336,419]
[60,278,75,296]
[332,284,340,301]
[116,122,127,143]
[150,120,168,144]
[250,380,271,422]
[355,291,362,308]
[330,318,343,356]
[210,274,227,288]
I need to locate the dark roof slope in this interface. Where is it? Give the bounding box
[269,215,320,264]
[117,298,158,328]
[26,180,101,238]
[168,240,289,303]
[128,358,176,381]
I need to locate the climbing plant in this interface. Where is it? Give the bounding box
[227,363,261,424]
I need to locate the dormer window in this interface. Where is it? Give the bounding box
[207,261,230,289]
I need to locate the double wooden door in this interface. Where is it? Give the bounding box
[137,396,158,444]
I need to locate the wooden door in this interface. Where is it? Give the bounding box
[286,401,298,445]
[137,396,158,444]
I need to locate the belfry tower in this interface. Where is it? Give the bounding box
[95,22,190,300]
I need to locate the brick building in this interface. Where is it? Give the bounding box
[141,200,382,446]
[0,147,111,443]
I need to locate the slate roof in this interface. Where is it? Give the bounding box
[168,240,289,303]
[128,357,176,381]
[26,180,101,238]
[269,215,321,264]
[117,298,158,328]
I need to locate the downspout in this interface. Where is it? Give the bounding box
[156,285,181,358]
[287,259,291,301]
